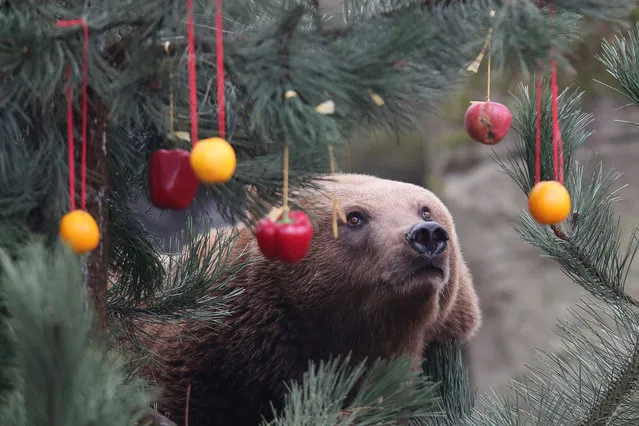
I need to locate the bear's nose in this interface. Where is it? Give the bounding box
[405,222,449,258]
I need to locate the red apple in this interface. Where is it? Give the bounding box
[148,149,200,211]
[464,101,512,145]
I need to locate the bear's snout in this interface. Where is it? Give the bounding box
[404,221,449,261]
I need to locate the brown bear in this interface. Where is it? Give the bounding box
[140,173,481,426]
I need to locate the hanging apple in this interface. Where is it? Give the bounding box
[148,149,200,211]
[464,100,512,145]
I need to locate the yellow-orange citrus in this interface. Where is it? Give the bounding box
[528,180,571,225]
[59,209,100,254]
[190,137,236,184]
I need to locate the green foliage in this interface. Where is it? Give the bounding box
[469,300,639,425]
[270,15,639,425]
[0,0,638,424]
[0,241,152,425]
[419,342,473,426]
[496,80,594,194]
[263,355,442,425]
[0,0,635,257]
[497,81,638,306]
[597,21,639,124]
[108,217,247,373]
[457,33,639,423]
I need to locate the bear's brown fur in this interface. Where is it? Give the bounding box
[140,174,481,425]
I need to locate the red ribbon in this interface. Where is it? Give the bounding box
[216,0,226,140]
[534,0,564,185]
[186,0,199,144]
[549,2,564,184]
[57,18,89,210]
[535,63,542,184]
[186,0,226,144]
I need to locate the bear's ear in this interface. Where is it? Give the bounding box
[436,256,481,343]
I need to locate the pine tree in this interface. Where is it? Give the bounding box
[0,0,637,425]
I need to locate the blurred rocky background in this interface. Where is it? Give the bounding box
[133,1,639,397]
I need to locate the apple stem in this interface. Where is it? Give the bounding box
[486,10,495,102]
[486,39,491,102]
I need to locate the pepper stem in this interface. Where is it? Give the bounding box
[281,143,291,223]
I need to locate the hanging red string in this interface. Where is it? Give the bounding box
[186,0,236,185]
[535,63,542,184]
[216,0,226,139]
[57,18,89,210]
[64,65,76,210]
[535,0,545,185]
[534,0,564,185]
[528,0,571,227]
[549,1,564,184]
[186,0,199,144]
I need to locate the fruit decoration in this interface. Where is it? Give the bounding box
[528,181,571,226]
[255,210,313,263]
[528,2,571,227]
[190,137,237,184]
[59,210,100,254]
[255,217,279,260]
[184,0,237,186]
[276,211,313,263]
[57,18,100,255]
[254,141,314,263]
[149,149,200,211]
[464,9,512,145]
[464,101,512,145]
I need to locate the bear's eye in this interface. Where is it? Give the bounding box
[346,212,366,227]
[421,207,432,221]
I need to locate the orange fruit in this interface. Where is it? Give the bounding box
[528,180,571,225]
[59,210,100,254]
[190,137,236,184]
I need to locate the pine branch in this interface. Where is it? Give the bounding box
[493,82,639,308]
[579,345,639,425]
[107,218,247,369]
[264,355,442,425]
[419,341,474,425]
[0,241,152,425]
[596,21,639,122]
[552,0,636,21]
[494,80,593,194]
[469,301,639,425]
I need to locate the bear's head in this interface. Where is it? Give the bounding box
[246,173,480,347]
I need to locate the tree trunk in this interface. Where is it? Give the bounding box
[85,98,110,331]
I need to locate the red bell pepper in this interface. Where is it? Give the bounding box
[148,149,200,211]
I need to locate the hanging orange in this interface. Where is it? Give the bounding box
[190,137,236,184]
[59,209,100,254]
[528,181,571,225]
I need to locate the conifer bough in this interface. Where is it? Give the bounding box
[0,0,638,425]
